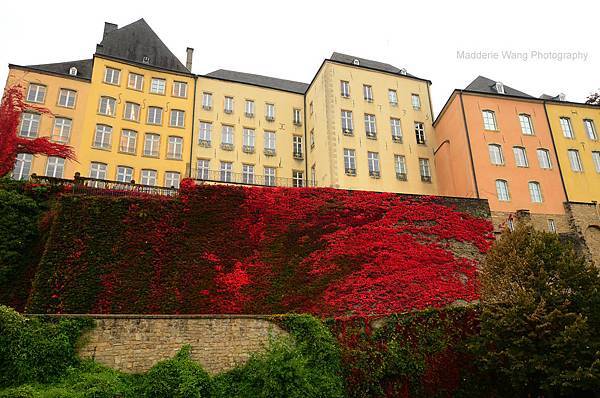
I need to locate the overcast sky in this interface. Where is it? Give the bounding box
[2,0,598,114]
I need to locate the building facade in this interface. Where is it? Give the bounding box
[434,77,569,232]
[305,54,437,193]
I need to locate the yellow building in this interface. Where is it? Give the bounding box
[305,53,437,193]
[7,61,91,180]
[78,20,195,188]
[193,71,307,187]
[543,96,600,203]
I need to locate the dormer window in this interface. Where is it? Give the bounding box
[400,68,407,76]
[495,82,505,94]
[69,67,78,76]
[142,56,151,64]
[353,59,360,66]
[558,93,566,101]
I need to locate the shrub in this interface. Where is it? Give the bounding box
[140,345,211,398]
[0,306,93,388]
[469,224,600,397]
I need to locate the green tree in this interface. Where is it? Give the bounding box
[472,224,600,397]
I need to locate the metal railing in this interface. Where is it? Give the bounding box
[191,169,315,188]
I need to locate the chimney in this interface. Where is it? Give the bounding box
[186,47,194,71]
[103,22,118,39]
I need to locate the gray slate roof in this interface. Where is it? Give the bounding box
[24,59,93,80]
[96,18,189,74]
[329,52,422,80]
[465,76,534,98]
[204,69,309,94]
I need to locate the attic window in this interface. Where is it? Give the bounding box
[400,68,407,75]
[142,56,151,64]
[558,93,566,101]
[495,82,505,94]
[69,67,78,76]
[353,59,360,66]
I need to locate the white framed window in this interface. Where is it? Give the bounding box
[197,159,210,180]
[293,135,303,157]
[150,78,166,95]
[93,124,112,149]
[528,181,543,203]
[488,144,504,165]
[243,128,255,150]
[395,155,407,179]
[165,171,181,188]
[311,165,316,186]
[584,119,597,140]
[89,162,107,180]
[128,73,144,91]
[199,122,212,144]
[341,110,354,133]
[293,108,302,125]
[363,85,373,101]
[98,96,116,116]
[27,84,46,103]
[141,169,157,186]
[414,122,425,144]
[45,157,65,178]
[340,81,350,97]
[292,170,304,187]
[220,161,233,182]
[224,96,234,113]
[116,166,133,183]
[170,109,185,128]
[592,151,600,173]
[221,125,234,145]
[411,94,421,110]
[52,117,72,143]
[143,133,160,157]
[390,118,402,142]
[264,167,276,186]
[482,110,497,131]
[343,148,356,173]
[202,92,213,109]
[388,89,398,105]
[58,89,77,108]
[264,131,276,151]
[147,106,163,125]
[12,153,33,180]
[167,136,183,160]
[123,102,140,122]
[364,114,377,137]
[560,117,574,138]
[367,151,380,176]
[548,219,557,233]
[496,179,510,201]
[419,158,431,181]
[242,164,255,184]
[536,149,552,169]
[568,149,583,172]
[245,100,255,117]
[119,129,137,154]
[513,146,529,167]
[104,67,121,85]
[265,103,275,121]
[19,112,40,138]
[519,114,534,135]
[172,81,188,98]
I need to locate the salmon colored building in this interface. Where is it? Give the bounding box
[434,76,568,232]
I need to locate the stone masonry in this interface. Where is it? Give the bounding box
[565,202,600,267]
[76,315,287,374]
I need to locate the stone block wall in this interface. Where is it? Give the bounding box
[76,315,287,374]
[565,202,600,267]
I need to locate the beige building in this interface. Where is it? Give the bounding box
[305,53,437,193]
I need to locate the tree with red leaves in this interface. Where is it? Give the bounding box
[0,85,76,177]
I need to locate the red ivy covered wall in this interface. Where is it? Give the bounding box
[28,184,494,317]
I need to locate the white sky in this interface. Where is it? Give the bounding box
[1,0,598,114]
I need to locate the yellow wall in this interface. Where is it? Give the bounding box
[193,77,305,185]
[79,56,195,186]
[545,102,600,203]
[306,61,438,194]
[6,67,90,179]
